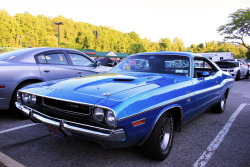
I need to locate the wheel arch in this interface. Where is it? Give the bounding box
[222,87,230,100]
[138,105,183,146]
[9,79,43,108]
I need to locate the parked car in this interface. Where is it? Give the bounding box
[221,58,249,68]
[216,61,249,81]
[0,47,111,115]
[246,59,250,72]
[99,57,118,67]
[16,51,234,160]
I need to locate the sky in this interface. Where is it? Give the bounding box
[0,0,249,47]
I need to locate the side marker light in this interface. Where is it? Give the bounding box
[132,118,146,127]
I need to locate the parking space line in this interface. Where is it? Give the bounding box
[0,123,37,134]
[193,103,249,167]
[0,152,25,167]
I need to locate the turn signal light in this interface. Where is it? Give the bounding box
[132,118,146,127]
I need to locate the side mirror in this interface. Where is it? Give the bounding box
[201,72,210,77]
[94,61,101,67]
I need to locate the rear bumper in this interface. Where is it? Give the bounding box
[15,102,126,142]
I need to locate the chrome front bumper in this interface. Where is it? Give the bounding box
[15,102,126,141]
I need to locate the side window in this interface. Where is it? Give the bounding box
[194,58,217,78]
[46,53,68,65]
[37,54,47,64]
[37,53,68,65]
[194,60,212,69]
[68,54,93,66]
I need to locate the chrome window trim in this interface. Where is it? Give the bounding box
[111,53,192,77]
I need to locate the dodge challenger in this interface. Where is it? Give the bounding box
[16,51,234,160]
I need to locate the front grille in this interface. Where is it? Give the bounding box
[43,97,91,116]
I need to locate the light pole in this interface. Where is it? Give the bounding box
[54,22,63,48]
[18,36,24,48]
[159,43,165,51]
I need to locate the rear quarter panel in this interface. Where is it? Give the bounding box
[0,63,42,109]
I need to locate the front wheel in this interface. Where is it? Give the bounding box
[235,70,240,81]
[140,112,174,161]
[212,93,227,114]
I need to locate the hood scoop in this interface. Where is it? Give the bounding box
[113,78,134,82]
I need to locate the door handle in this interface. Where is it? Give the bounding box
[216,81,219,85]
[44,70,50,73]
[78,71,83,74]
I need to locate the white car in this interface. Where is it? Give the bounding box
[216,61,249,81]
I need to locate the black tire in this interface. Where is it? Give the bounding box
[140,112,174,161]
[244,71,249,79]
[235,70,240,81]
[10,82,34,118]
[212,92,227,114]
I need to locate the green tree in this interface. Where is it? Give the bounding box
[128,43,147,54]
[217,8,250,51]
[246,50,250,59]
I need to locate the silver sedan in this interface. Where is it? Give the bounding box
[0,47,111,116]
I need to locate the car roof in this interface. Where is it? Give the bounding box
[131,51,201,59]
[7,47,85,63]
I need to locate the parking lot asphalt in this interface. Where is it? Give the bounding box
[0,79,249,167]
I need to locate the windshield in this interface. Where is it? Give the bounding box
[216,61,239,68]
[111,54,190,76]
[0,49,30,61]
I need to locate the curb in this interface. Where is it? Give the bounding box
[0,152,25,167]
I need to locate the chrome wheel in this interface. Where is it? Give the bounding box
[160,117,171,151]
[140,112,174,161]
[221,97,225,111]
[212,92,227,114]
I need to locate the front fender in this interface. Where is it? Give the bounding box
[138,104,183,146]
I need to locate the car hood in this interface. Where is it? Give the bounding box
[22,73,189,105]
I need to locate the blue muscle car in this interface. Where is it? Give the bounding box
[16,51,234,160]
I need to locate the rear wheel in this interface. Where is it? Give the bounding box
[212,92,227,114]
[140,112,174,161]
[10,82,34,118]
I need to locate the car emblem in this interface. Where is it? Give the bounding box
[67,103,80,108]
[103,92,111,96]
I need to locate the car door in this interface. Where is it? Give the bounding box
[66,52,99,77]
[36,51,77,81]
[192,58,222,115]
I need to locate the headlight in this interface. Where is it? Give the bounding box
[22,93,29,103]
[93,107,105,121]
[17,92,21,102]
[106,110,116,127]
[30,94,36,104]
